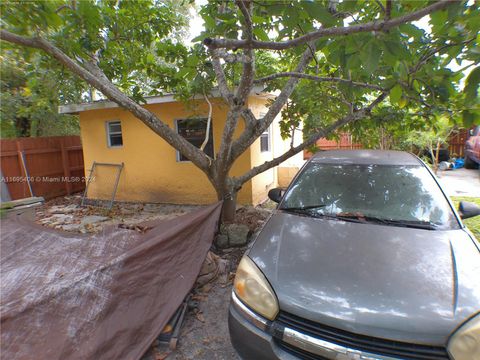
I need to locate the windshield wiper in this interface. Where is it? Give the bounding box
[280,209,439,230]
[336,214,438,230]
[282,209,368,222]
[323,213,439,230]
[281,204,327,215]
[372,218,439,230]
[282,204,327,211]
[327,213,371,224]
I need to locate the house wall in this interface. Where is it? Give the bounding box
[79,99,254,204]
[248,96,278,205]
[273,121,305,188]
[247,96,306,192]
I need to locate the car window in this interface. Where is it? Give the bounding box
[281,164,459,229]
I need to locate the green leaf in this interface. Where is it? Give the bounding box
[413,80,421,92]
[390,84,403,104]
[191,34,206,43]
[252,15,264,24]
[361,41,381,73]
[464,66,480,103]
[398,24,424,39]
[301,2,336,26]
[202,14,215,29]
[462,110,476,127]
[176,67,189,78]
[345,37,359,55]
[253,27,269,41]
[382,40,411,61]
[398,97,408,109]
[430,10,448,28]
[145,53,155,64]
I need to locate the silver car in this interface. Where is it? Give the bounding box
[229,150,480,360]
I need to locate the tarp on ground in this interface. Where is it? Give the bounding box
[0,202,222,360]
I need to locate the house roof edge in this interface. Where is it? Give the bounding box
[58,86,273,114]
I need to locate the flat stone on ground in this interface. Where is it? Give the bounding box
[61,224,83,232]
[224,224,250,247]
[48,204,79,214]
[215,234,229,249]
[81,215,109,225]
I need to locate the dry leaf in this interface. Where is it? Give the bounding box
[195,312,205,323]
[154,351,170,360]
[161,324,173,334]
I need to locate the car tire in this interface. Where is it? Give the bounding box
[464,155,479,169]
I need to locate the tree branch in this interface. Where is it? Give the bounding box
[374,0,386,13]
[216,0,255,172]
[209,48,235,105]
[1,30,211,171]
[236,0,253,41]
[410,38,475,76]
[241,108,257,128]
[385,0,392,20]
[0,30,39,47]
[232,91,389,187]
[229,44,316,163]
[201,90,213,153]
[204,0,452,50]
[235,0,255,104]
[254,72,385,91]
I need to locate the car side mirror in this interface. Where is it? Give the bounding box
[459,201,480,219]
[268,188,284,203]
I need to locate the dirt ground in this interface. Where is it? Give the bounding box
[35,194,273,235]
[35,194,205,233]
[141,248,246,360]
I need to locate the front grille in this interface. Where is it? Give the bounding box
[275,339,329,360]
[275,311,450,360]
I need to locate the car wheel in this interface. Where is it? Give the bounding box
[464,155,479,169]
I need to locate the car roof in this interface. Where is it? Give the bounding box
[310,150,422,166]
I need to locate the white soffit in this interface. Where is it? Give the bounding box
[58,86,273,114]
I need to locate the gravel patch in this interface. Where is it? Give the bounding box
[35,194,203,233]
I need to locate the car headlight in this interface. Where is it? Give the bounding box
[233,256,279,320]
[448,313,480,360]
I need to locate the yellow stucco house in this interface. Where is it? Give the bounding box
[59,88,304,205]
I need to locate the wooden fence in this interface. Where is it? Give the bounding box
[1,136,85,201]
[448,128,468,158]
[303,128,471,160]
[304,133,363,159]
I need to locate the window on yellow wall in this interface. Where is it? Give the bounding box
[176,118,214,161]
[106,121,123,147]
[259,112,271,153]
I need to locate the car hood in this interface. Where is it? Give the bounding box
[249,212,480,345]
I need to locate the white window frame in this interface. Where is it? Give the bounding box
[174,117,214,162]
[106,120,123,148]
[259,112,271,153]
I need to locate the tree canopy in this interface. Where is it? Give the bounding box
[0,50,85,138]
[1,0,479,217]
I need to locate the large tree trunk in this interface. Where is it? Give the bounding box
[212,173,237,222]
[221,192,237,222]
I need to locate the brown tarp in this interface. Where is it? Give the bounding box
[1,202,222,360]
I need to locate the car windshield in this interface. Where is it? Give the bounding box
[280,163,459,229]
